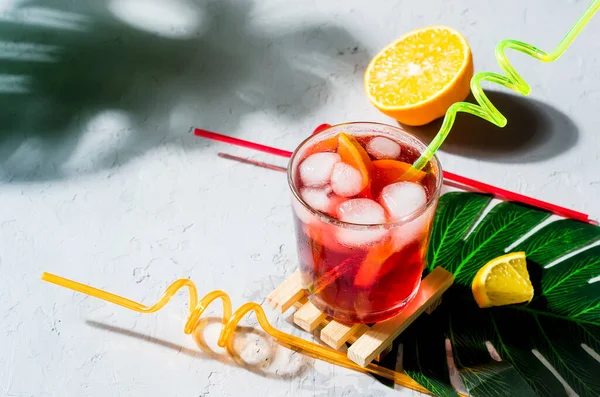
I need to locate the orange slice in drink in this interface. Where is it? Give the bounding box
[314,135,339,153]
[354,239,396,287]
[373,160,426,183]
[337,133,373,196]
[372,160,426,196]
[306,124,338,155]
[304,135,339,157]
[365,26,473,126]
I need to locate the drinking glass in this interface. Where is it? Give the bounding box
[287,122,442,323]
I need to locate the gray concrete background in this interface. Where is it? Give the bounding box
[1,0,598,396]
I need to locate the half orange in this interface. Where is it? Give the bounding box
[365,26,473,126]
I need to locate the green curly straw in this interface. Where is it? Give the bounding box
[412,0,600,171]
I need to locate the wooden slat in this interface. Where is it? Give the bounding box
[266,270,304,313]
[347,267,454,367]
[347,324,369,344]
[292,296,308,310]
[293,301,328,332]
[374,342,393,362]
[321,321,369,349]
[293,298,334,330]
[425,298,442,314]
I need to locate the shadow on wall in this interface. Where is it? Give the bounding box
[403,90,579,164]
[0,0,369,182]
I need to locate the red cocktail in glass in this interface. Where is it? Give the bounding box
[288,122,442,323]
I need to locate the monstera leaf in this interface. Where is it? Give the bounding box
[399,192,600,397]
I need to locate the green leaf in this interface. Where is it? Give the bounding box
[460,361,538,397]
[539,245,600,323]
[402,192,600,397]
[531,315,600,396]
[446,298,538,397]
[515,219,600,265]
[489,319,570,397]
[455,201,550,285]
[400,307,459,397]
[427,192,492,272]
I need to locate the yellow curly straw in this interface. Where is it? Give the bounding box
[41,272,443,395]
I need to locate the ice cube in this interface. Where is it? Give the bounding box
[330,162,363,197]
[366,137,401,160]
[303,221,353,254]
[337,198,386,224]
[379,182,430,250]
[291,194,313,225]
[379,181,427,220]
[390,204,435,250]
[326,194,348,217]
[291,187,330,225]
[299,152,340,187]
[335,199,387,247]
[300,186,333,213]
[298,186,346,217]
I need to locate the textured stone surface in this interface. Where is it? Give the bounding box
[0,0,599,396]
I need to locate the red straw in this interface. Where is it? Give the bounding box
[442,171,590,222]
[194,129,292,158]
[193,127,593,224]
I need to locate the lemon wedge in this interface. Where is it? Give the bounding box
[472,252,534,308]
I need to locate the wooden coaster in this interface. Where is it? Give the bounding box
[267,267,454,367]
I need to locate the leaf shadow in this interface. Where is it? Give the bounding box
[0,0,369,182]
[403,90,579,164]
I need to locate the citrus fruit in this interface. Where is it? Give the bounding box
[472,252,534,309]
[306,134,339,156]
[372,159,426,196]
[337,132,372,191]
[354,239,395,288]
[364,26,473,126]
[372,159,426,183]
